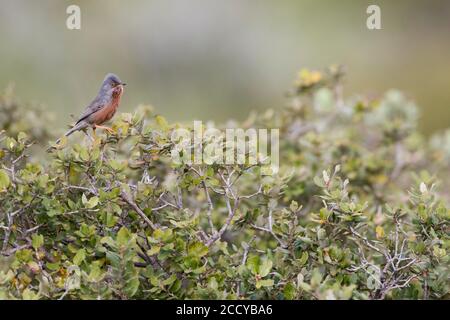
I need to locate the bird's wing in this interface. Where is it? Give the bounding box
[75,95,107,125]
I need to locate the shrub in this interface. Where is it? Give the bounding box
[0,67,448,300]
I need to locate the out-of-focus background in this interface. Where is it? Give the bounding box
[0,0,449,134]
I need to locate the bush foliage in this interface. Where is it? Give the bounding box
[0,67,449,300]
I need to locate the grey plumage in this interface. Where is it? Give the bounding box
[74,73,123,126]
[52,73,125,146]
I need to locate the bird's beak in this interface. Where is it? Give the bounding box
[121,82,127,86]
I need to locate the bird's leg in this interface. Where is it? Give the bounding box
[94,124,115,134]
[83,129,94,142]
[92,127,97,140]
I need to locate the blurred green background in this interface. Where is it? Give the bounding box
[1,0,449,134]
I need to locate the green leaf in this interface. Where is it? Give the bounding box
[117,227,132,246]
[46,262,60,271]
[103,211,117,228]
[298,251,309,266]
[313,175,325,188]
[31,234,44,250]
[124,275,139,297]
[15,249,33,262]
[162,274,177,286]
[256,279,274,289]
[283,282,297,300]
[0,169,10,190]
[109,159,126,171]
[290,200,299,212]
[152,228,173,241]
[79,147,89,161]
[208,277,219,290]
[17,131,27,143]
[6,137,16,150]
[87,264,103,282]
[147,246,161,256]
[86,196,99,209]
[188,242,208,258]
[106,251,120,267]
[247,255,260,275]
[66,266,81,290]
[27,261,40,273]
[73,249,86,265]
[247,255,272,277]
[259,259,272,277]
[81,193,88,205]
[310,268,323,287]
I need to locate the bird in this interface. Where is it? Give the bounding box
[55,73,126,145]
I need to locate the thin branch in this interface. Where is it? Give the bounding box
[239,185,262,199]
[120,191,156,230]
[349,226,386,257]
[202,180,216,234]
[205,196,239,247]
[250,209,288,248]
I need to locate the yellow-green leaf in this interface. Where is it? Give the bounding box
[31,234,44,250]
[375,226,385,239]
[0,169,10,190]
[73,249,86,265]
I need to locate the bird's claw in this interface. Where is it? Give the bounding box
[94,125,116,135]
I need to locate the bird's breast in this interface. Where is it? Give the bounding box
[91,92,122,125]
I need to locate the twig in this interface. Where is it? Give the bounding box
[202,180,216,234]
[250,199,288,248]
[349,226,386,256]
[205,169,241,246]
[120,191,156,230]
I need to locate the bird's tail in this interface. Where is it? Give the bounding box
[50,122,87,150]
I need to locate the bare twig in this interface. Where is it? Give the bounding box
[251,210,288,249]
[205,172,239,246]
[120,191,156,230]
[348,222,419,299]
[202,180,216,234]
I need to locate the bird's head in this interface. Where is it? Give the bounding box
[102,73,127,93]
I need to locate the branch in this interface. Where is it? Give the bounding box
[120,191,157,230]
[349,226,386,257]
[205,197,239,246]
[251,209,288,249]
[202,180,216,234]
[204,169,241,246]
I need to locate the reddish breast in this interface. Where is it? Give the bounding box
[91,87,123,125]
